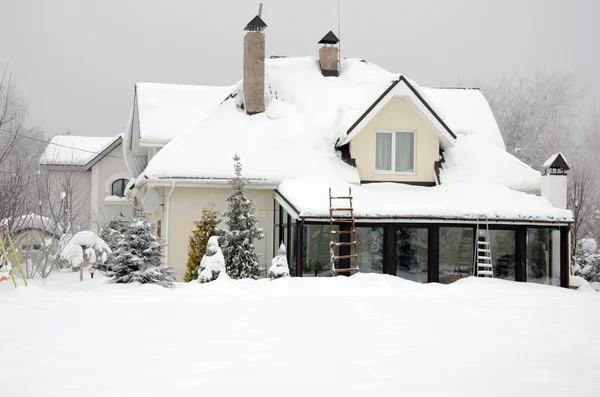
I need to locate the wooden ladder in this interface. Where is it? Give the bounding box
[329,187,359,276]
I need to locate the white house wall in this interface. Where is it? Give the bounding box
[165,186,275,280]
[91,142,133,231]
[350,96,440,183]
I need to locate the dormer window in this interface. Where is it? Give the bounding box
[375,131,415,173]
[111,179,129,198]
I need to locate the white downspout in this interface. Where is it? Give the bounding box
[164,182,176,267]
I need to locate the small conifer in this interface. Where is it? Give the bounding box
[220,154,264,279]
[184,202,221,282]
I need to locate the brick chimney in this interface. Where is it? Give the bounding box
[541,153,570,209]
[243,15,267,115]
[318,31,339,77]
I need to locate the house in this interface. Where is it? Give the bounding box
[40,134,132,233]
[0,214,61,278]
[124,16,573,286]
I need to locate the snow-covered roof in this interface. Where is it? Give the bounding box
[130,56,569,222]
[140,57,389,183]
[135,82,233,145]
[40,135,122,168]
[0,214,63,238]
[277,179,572,223]
[138,57,539,190]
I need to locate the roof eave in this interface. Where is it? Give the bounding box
[141,177,279,189]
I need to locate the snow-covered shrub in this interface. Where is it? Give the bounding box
[58,231,111,270]
[269,243,290,280]
[185,203,221,282]
[198,236,227,283]
[107,216,175,288]
[573,238,600,283]
[220,154,264,279]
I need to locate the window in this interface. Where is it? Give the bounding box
[111,179,129,198]
[396,227,428,282]
[375,131,415,173]
[439,227,474,284]
[527,228,560,286]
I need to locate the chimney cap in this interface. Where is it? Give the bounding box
[244,15,267,32]
[318,31,340,45]
[543,153,570,171]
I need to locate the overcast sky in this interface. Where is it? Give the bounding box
[1,0,598,138]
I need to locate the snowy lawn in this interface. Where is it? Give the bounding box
[1,273,599,397]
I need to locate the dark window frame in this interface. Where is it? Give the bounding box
[111,178,129,198]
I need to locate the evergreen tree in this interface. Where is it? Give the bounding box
[184,203,221,282]
[220,153,264,279]
[268,243,290,280]
[97,220,129,273]
[107,216,175,287]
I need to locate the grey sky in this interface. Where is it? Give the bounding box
[1,0,598,138]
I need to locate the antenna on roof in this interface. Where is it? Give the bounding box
[258,3,263,18]
[338,0,342,69]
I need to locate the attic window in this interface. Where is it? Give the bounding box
[375,131,415,173]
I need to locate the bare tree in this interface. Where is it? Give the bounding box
[482,69,581,168]
[0,65,43,250]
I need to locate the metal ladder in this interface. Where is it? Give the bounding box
[329,187,359,276]
[474,218,494,278]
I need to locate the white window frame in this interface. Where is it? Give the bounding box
[374,130,416,175]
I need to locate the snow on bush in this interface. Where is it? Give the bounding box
[58,231,111,270]
[269,243,290,280]
[107,216,175,288]
[185,203,221,282]
[573,238,600,284]
[220,154,264,279]
[198,236,227,283]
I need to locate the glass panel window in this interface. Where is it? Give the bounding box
[303,224,336,277]
[396,228,428,282]
[356,227,384,273]
[489,229,516,280]
[527,228,560,286]
[111,179,129,198]
[394,131,415,172]
[439,227,474,284]
[375,131,415,173]
[375,133,392,171]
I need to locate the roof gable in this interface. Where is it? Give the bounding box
[336,76,456,149]
[40,135,122,170]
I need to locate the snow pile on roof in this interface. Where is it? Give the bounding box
[140,58,401,183]
[136,82,234,144]
[40,135,120,166]
[423,88,505,149]
[423,88,541,191]
[440,134,541,190]
[278,178,573,222]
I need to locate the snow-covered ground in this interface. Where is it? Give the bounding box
[1,273,599,397]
